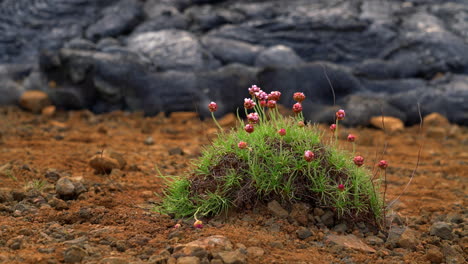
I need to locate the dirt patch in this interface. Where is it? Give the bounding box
[0,106,466,263]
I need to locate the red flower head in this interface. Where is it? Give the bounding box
[249,85,261,96]
[260,100,267,107]
[244,124,254,133]
[247,112,259,124]
[378,160,388,169]
[193,220,203,229]
[208,102,218,112]
[267,100,277,108]
[268,91,281,101]
[347,134,356,142]
[298,121,305,127]
[278,128,286,136]
[336,109,345,120]
[293,92,306,102]
[304,150,315,162]
[338,184,345,191]
[255,91,268,101]
[292,103,302,113]
[238,141,248,149]
[244,98,256,109]
[353,156,364,167]
[330,124,337,133]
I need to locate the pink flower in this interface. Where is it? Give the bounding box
[267,100,276,108]
[347,134,356,142]
[193,220,203,229]
[353,156,364,167]
[378,160,388,169]
[268,91,281,101]
[260,100,267,107]
[292,103,302,113]
[238,141,248,149]
[304,150,315,162]
[208,102,218,112]
[244,98,256,109]
[338,184,345,191]
[255,91,268,100]
[278,128,286,136]
[249,85,261,95]
[336,109,345,120]
[247,112,259,124]
[244,124,254,133]
[174,223,181,229]
[293,92,306,102]
[298,121,305,127]
[330,124,336,133]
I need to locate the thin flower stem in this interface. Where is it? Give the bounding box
[211,112,223,132]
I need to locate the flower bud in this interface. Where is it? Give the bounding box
[208,102,218,112]
[267,100,277,108]
[330,124,336,132]
[304,150,315,162]
[336,109,345,120]
[238,141,248,149]
[244,98,256,109]
[174,223,181,229]
[353,155,364,167]
[260,100,267,107]
[378,160,388,169]
[278,128,286,136]
[193,220,203,229]
[268,91,281,101]
[347,134,356,142]
[338,184,345,191]
[244,124,254,133]
[298,121,305,127]
[249,85,261,95]
[292,103,302,113]
[247,112,259,124]
[293,92,306,102]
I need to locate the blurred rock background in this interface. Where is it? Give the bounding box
[0,0,467,126]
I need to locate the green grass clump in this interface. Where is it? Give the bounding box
[157,88,384,225]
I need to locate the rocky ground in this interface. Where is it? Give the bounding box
[0,107,466,264]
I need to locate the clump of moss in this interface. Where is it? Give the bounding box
[157,86,384,226]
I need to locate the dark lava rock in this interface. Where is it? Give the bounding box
[296,227,313,240]
[63,246,87,263]
[201,36,264,65]
[126,30,220,71]
[255,45,304,68]
[430,222,454,240]
[85,0,143,41]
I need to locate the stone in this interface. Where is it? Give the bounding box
[365,236,384,246]
[169,147,184,156]
[325,234,376,253]
[55,177,76,197]
[289,203,309,226]
[424,113,451,127]
[246,247,264,258]
[397,228,419,250]
[215,250,246,264]
[63,246,87,263]
[19,90,51,113]
[48,197,69,210]
[201,36,263,65]
[127,30,220,71]
[41,105,56,117]
[369,116,404,133]
[426,246,444,264]
[89,150,126,174]
[267,200,288,218]
[386,226,406,248]
[426,127,447,139]
[176,256,200,264]
[255,45,303,68]
[6,235,23,250]
[332,223,348,234]
[45,168,61,183]
[430,222,453,240]
[144,136,155,145]
[296,227,313,240]
[320,210,335,227]
[100,257,129,264]
[442,244,465,264]
[173,235,233,257]
[218,113,237,128]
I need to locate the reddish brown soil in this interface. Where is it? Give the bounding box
[0,107,466,264]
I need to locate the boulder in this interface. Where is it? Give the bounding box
[201,36,263,65]
[255,45,303,68]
